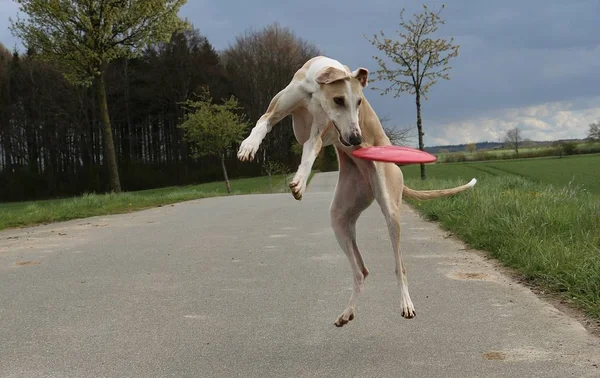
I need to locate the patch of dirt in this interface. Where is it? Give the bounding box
[450,272,490,280]
[482,348,552,362]
[15,260,40,266]
[482,351,506,360]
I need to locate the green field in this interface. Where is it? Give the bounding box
[0,172,313,231]
[401,154,600,319]
[435,142,600,163]
[402,154,600,195]
[436,146,546,159]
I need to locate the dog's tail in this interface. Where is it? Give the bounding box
[402,178,477,200]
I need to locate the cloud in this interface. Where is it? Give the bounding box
[429,96,600,146]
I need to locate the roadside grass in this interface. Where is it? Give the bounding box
[402,164,600,319]
[0,171,316,231]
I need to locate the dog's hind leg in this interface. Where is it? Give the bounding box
[238,82,308,162]
[371,162,416,319]
[330,152,374,327]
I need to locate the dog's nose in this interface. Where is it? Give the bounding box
[349,134,362,146]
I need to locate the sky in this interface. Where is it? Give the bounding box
[1,0,599,147]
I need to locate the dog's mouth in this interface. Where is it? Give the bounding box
[332,122,352,147]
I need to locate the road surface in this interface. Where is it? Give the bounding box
[1,172,598,377]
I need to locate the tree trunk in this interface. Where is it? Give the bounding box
[124,59,133,165]
[94,72,122,193]
[220,153,231,194]
[415,90,426,180]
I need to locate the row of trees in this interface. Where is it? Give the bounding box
[503,123,600,159]
[2,1,461,201]
[1,7,321,200]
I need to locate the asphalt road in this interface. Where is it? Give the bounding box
[1,172,599,377]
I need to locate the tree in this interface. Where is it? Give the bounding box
[383,125,415,147]
[504,127,523,158]
[178,88,249,194]
[465,142,476,154]
[561,141,577,155]
[10,0,188,193]
[366,3,459,180]
[552,141,564,158]
[0,26,239,201]
[588,121,600,142]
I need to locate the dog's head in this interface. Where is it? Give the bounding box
[314,66,369,147]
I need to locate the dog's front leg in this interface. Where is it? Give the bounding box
[238,82,306,162]
[289,124,324,200]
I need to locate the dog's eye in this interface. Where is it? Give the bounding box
[357,98,362,106]
[333,97,345,106]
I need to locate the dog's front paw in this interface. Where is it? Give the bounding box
[237,138,260,162]
[289,178,306,200]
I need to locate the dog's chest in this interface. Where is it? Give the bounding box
[321,126,339,147]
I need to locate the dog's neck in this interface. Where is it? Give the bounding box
[356,95,392,148]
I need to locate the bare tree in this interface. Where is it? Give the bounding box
[366,3,459,180]
[504,127,523,158]
[379,116,415,146]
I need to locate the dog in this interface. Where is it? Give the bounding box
[237,56,476,327]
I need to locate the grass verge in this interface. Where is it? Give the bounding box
[404,174,600,319]
[0,171,317,231]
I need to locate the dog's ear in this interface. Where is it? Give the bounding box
[315,66,349,85]
[352,68,369,88]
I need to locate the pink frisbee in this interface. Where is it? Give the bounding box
[352,145,437,164]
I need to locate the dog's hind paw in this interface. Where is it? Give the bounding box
[401,307,416,319]
[334,309,355,327]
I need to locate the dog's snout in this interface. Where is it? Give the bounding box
[349,133,362,146]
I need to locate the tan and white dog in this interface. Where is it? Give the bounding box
[238,56,476,327]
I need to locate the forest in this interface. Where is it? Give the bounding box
[0,23,323,201]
